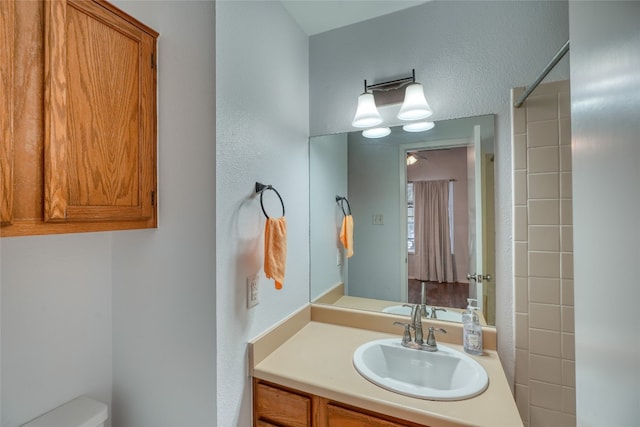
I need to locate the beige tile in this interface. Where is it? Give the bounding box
[560,118,572,146]
[563,387,576,415]
[515,384,530,423]
[561,227,573,253]
[529,200,560,225]
[560,172,572,199]
[561,279,574,307]
[559,91,570,119]
[531,406,564,427]
[530,80,569,97]
[516,313,529,349]
[515,242,529,277]
[560,145,572,172]
[562,332,575,360]
[530,303,561,331]
[514,134,527,170]
[527,94,558,123]
[562,360,576,387]
[562,306,574,333]
[528,120,559,148]
[513,90,527,135]
[516,277,529,313]
[529,146,559,173]
[529,173,559,199]
[530,380,563,411]
[561,200,573,225]
[529,277,560,304]
[515,206,528,242]
[530,329,561,357]
[530,354,562,384]
[529,251,560,278]
[562,253,574,279]
[515,348,530,384]
[528,226,560,252]
[514,170,528,205]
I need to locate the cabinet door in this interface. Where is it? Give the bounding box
[326,404,410,427]
[0,0,15,225]
[254,381,311,427]
[44,0,157,224]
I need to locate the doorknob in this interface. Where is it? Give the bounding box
[467,273,492,283]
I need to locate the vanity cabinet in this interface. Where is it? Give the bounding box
[0,0,158,237]
[253,379,432,427]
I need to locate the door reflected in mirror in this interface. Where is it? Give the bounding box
[310,115,496,326]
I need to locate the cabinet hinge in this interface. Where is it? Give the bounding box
[151,191,156,206]
[151,53,155,69]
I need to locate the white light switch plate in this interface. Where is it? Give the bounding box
[247,274,259,308]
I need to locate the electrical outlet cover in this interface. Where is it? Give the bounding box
[247,274,259,308]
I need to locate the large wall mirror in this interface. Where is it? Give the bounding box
[310,114,496,326]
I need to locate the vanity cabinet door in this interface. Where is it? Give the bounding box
[326,403,413,427]
[254,380,311,427]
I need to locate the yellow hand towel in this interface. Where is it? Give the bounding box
[264,216,287,290]
[339,214,354,258]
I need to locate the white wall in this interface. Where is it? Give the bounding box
[1,234,112,427]
[309,0,570,386]
[570,2,640,426]
[110,2,217,426]
[310,133,348,300]
[216,2,309,426]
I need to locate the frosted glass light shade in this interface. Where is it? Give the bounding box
[362,127,391,138]
[406,154,418,165]
[352,93,383,128]
[398,83,433,121]
[403,121,435,133]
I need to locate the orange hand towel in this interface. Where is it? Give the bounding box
[264,216,287,290]
[339,214,354,258]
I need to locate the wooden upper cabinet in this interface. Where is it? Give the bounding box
[1,0,158,237]
[0,0,15,225]
[44,0,157,224]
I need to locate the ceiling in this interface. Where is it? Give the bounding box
[281,0,431,36]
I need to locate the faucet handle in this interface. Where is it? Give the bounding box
[402,303,416,318]
[424,327,447,351]
[393,321,412,346]
[429,306,447,319]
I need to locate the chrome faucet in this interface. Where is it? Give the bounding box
[428,306,447,319]
[424,326,447,351]
[394,304,444,350]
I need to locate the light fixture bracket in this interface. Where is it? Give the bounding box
[365,69,416,93]
[363,69,417,106]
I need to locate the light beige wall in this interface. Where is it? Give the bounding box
[512,80,575,427]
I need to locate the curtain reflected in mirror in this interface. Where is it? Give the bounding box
[310,115,495,326]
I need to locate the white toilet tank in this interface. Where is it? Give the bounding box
[21,396,108,427]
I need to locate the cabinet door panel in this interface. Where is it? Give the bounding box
[44,0,156,223]
[326,404,409,427]
[0,0,15,224]
[255,382,311,427]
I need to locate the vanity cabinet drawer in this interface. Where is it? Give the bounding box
[326,403,417,427]
[254,380,311,427]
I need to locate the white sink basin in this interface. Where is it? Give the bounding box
[353,338,488,400]
[382,305,463,323]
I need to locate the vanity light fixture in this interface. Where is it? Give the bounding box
[406,154,418,165]
[352,69,434,138]
[352,90,384,128]
[362,127,391,138]
[403,121,435,133]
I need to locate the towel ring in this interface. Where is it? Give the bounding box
[335,196,352,216]
[256,182,285,218]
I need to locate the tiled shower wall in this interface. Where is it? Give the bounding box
[512,80,576,427]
